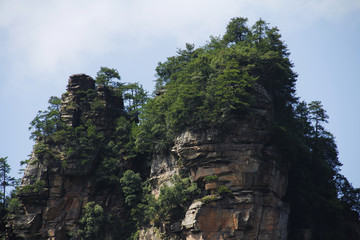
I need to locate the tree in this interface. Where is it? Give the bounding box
[76,202,108,240]
[95,67,121,87]
[251,18,269,44]
[223,17,251,44]
[308,101,329,138]
[120,170,142,208]
[121,82,148,121]
[285,100,356,239]
[0,157,15,207]
[294,101,313,139]
[138,17,300,154]
[336,174,360,213]
[156,175,200,222]
[29,96,62,140]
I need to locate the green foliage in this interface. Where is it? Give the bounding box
[138,44,257,151]
[95,155,121,184]
[0,157,15,207]
[121,82,148,120]
[336,174,360,213]
[63,120,104,164]
[122,175,200,232]
[90,97,106,111]
[7,197,24,215]
[308,100,329,138]
[95,116,144,184]
[200,195,217,204]
[120,170,142,208]
[204,175,219,183]
[0,156,16,238]
[21,180,45,194]
[29,96,62,140]
[33,141,59,163]
[7,197,22,214]
[223,17,251,44]
[154,175,201,222]
[0,207,7,239]
[216,185,233,197]
[284,100,360,239]
[43,117,104,166]
[95,66,121,87]
[136,18,297,153]
[25,68,151,239]
[75,202,109,240]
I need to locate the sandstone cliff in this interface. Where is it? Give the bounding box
[140,84,289,240]
[10,74,126,239]
[11,75,290,240]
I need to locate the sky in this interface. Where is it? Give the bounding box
[1,0,360,190]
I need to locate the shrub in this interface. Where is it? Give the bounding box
[75,202,108,240]
[200,195,217,204]
[21,180,45,194]
[216,185,233,197]
[155,175,201,222]
[204,175,219,183]
[7,198,24,215]
[120,170,142,208]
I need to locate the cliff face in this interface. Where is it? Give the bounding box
[141,84,289,239]
[11,74,126,239]
[12,76,290,239]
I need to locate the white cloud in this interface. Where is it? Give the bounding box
[0,0,359,79]
[0,1,117,72]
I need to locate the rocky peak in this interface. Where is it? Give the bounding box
[60,74,123,132]
[67,73,95,92]
[141,84,289,240]
[11,77,290,240]
[10,74,126,239]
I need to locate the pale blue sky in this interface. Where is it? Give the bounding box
[1,0,359,190]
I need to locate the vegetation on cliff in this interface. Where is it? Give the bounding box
[136,18,296,154]
[0,156,16,238]
[135,17,360,239]
[3,17,360,240]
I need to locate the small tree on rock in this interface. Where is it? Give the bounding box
[95,67,121,87]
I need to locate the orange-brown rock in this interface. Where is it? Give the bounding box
[141,84,289,240]
[11,74,125,239]
[13,75,290,239]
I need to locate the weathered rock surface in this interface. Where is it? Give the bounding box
[141,84,289,239]
[11,74,125,239]
[13,75,290,239]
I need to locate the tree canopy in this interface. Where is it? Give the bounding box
[134,17,360,239]
[0,156,15,208]
[95,67,121,87]
[0,156,17,239]
[136,17,297,153]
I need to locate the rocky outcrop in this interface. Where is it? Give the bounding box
[11,74,125,239]
[142,84,289,239]
[13,75,290,239]
[60,73,123,134]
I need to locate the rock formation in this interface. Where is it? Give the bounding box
[140,84,289,239]
[10,74,125,239]
[11,76,290,239]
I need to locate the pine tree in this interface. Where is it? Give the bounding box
[0,156,15,208]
